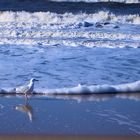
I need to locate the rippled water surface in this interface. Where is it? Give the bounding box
[0,46,140,88]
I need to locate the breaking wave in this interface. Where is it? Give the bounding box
[1,80,140,97]
[1,80,140,102]
[36,80,140,95]
[0,11,139,25]
[0,11,140,48]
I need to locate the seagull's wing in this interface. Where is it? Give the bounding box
[15,85,29,93]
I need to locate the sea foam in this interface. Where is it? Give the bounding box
[0,11,139,48]
[1,80,140,95]
[1,80,140,102]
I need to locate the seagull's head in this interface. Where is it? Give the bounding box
[30,78,39,83]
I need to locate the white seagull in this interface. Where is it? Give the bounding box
[14,78,38,98]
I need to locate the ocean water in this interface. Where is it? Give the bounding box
[0,0,140,135]
[50,0,140,3]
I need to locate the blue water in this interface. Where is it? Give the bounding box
[0,96,140,135]
[0,45,140,89]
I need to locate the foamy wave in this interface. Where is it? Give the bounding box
[0,11,140,24]
[0,11,139,48]
[1,81,140,102]
[0,31,139,48]
[1,80,140,94]
[36,80,140,94]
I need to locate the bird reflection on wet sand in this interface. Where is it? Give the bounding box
[14,102,33,122]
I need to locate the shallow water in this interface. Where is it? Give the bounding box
[0,96,140,135]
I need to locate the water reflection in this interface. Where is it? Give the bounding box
[9,92,140,124]
[14,101,33,122]
[1,91,140,102]
[0,92,140,123]
[43,92,140,102]
[0,92,140,135]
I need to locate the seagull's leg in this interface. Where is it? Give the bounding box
[25,93,28,100]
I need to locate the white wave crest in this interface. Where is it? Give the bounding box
[37,80,140,95]
[1,81,140,102]
[0,11,139,48]
[0,11,140,24]
[1,80,140,94]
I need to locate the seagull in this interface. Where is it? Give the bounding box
[14,78,38,98]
